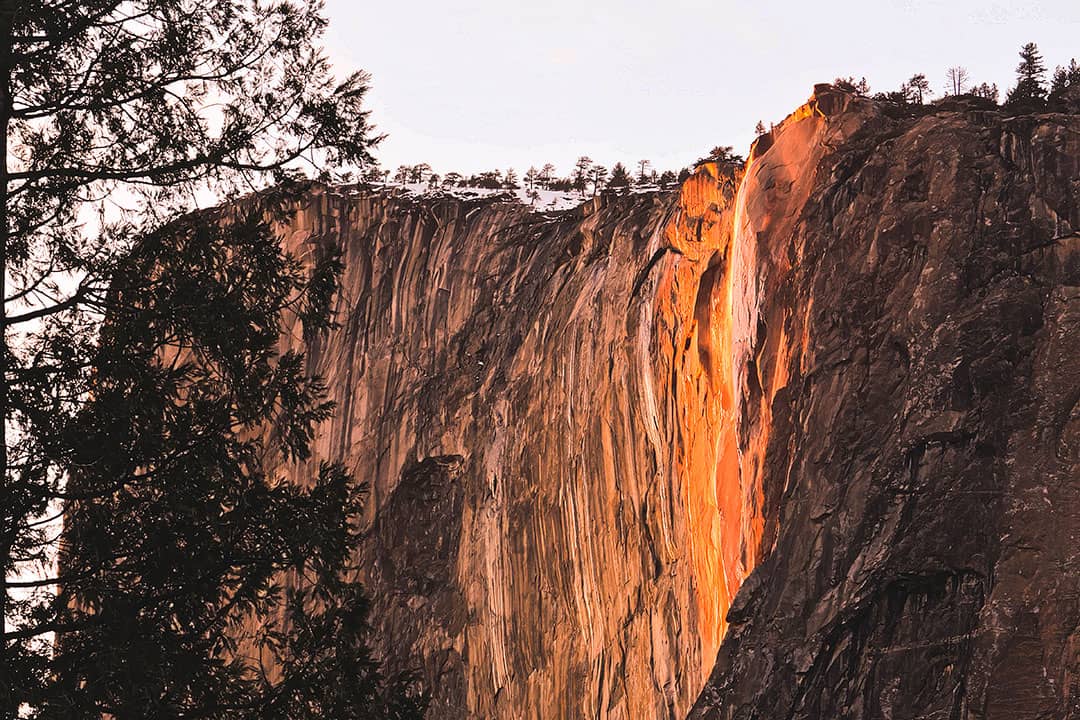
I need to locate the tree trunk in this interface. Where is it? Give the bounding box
[0,0,14,709]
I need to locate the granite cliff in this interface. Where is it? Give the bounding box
[271,176,741,719]
[688,88,1080,720]
[264,86,1079,719]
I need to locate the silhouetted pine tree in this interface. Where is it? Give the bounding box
[1005,42,1049,111]
[607,163,632,190]
[590,165,608,196]
[540,164,557,189]
[0,1,422,717]
[905,74,932,104]
[1048,59,1080,111]
[573,157,593,197]
[524,166,540,190]
[636,159,651,184]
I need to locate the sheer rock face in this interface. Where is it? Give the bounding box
[689,90,1080,719]
[272,184,748,720]
[268,86,1080,720]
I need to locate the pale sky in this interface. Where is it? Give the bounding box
[323,0,1079,177]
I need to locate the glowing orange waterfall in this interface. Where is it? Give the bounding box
[658,159,749,662]
[665,92,832,672]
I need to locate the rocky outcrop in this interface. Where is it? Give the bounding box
[265,85,1079,719]
[689,88,1080,719]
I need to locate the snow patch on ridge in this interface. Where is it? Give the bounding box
[353,182,587,212]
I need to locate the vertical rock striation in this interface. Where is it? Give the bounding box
[259,85,1079,719]
[270,183,749,719]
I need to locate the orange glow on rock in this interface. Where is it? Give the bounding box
[663,88,840,672]
[659,159,743,661]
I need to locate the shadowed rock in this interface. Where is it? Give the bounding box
[690,87,1080,720]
